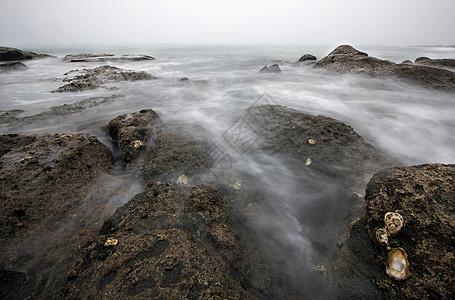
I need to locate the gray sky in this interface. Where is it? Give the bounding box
[1,0,454,46]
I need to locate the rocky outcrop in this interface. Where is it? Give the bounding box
[259,64,281,73]
[107,109,162,164]
[0,46,52,61]
[0,133,113,299]
[330,164,455,299]
[60,182,278,299]
[313,45,395,75]
[414,57,455,70]
[0,61,27,71]
[298,54,317,62]
[63,53,155,62]
[314,45,455,91]
[245,105,390,188]
[52,65,156,92]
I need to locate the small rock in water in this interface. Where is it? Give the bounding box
[259,64,281,73]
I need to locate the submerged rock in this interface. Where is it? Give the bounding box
[52,65,156,92]
[314,45,455,91]
[60,182,279,299]
[0,46,52,61]
[0,61,27,71]
[245,105,390,188]
[63,53,154,62]
[0,133,113,299]
[0,96,118,128]
[107,109,162,164]
[259,64,281,73]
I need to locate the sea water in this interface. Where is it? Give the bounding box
[1,44,454,297]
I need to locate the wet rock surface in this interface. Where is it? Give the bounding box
[60,182,280,299]
[331,163,455,299]
[52,65,156,92]
[107,109,162,164]
[314,45,455,91]
[259,64,281,73]
[142,125,214,184]
[63,53,155,62]
[0,133,113,299]
[0,46,52,61]
[245,104,391,188]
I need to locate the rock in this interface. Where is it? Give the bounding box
[245,105,391,188]
[63,53,155,62]
[50,95,118,115]
[0,46,52,61]
[0,61,27,71]
[401,60,413,64]
[52,65,157,93]
[0,133,113,299]
[178,77,209,86]
[313,45,394,75]
[107,109,162,164]
[298,54,317,62]
[259,64,281,73]
[363,164,455,299]
[60,182,277,299]
[414,57,455,70]
[314,45,455,91]
[141,125,214,184]
[388,64,455,91]
[0,96,118,128]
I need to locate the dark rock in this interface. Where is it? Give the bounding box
[0,46,52,61]
[364,164,455,299]
[388,64,455,91]
[414,57,455,70]
[245,105,391,188]
[401,60,413,64]
[313,45,394,75]
[259,64,281,73]
[0,61,27,71]
[63,53,155,62]
[314,45,455,91]
[107,109,162,164]
[0,133,113,299]
[60,182,278,299]
[298,54,317,62]
[52,65,157,93]
[142,125,214,184]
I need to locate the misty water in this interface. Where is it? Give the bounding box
[1,44,454,297]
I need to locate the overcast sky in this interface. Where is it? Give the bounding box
[1,0,454,46]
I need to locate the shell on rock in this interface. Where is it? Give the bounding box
[376,227,389,245]
[386,247,409,280]
[384,212,404,235]
[133,140,144,149]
